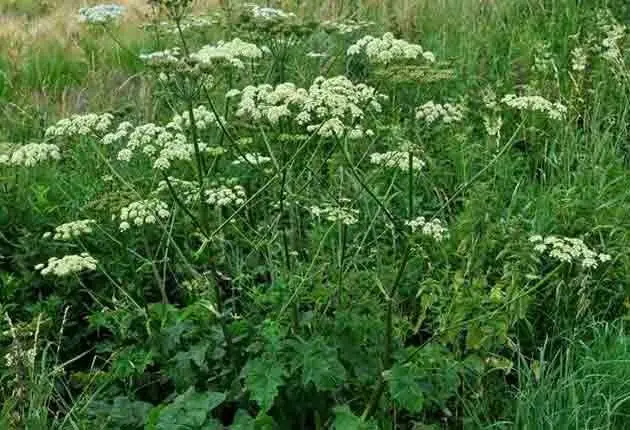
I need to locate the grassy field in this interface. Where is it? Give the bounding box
[2,0,630,428]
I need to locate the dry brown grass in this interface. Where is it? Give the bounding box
[0,0,219,50]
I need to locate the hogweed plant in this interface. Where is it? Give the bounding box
[1,2,629,429]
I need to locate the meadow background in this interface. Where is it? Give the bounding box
[2,0,630,429]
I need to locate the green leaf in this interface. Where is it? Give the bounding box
[230,410,275,430]
[386,363,425,413]
[200,418,224,429]
[231,410,255,430]
[88,396,152,428]
[299,338,346,392]
[242,357,285,412]
[111,347,153,379]
[332,406,377,430]
[156,388,226,430]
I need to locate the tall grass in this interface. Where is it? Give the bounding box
[512,321,630,429]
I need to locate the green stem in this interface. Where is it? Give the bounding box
[279,147,299,333]
[362,241,412,420]
[408,150,414,220]
[213,274,235,367]
[143,235,167,304]
[337,222,347,309]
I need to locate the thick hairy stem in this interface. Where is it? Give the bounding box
[362,241,412,420]
[279,149,299,332]
[143,235,167,304]
[161,173,209,238]
[213,274,235,366]
[336,222,347,309]
[408,150,414,219]
[341,138,399,229]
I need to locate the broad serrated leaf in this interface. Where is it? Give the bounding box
[242,357,285,412]
[88,396,152,428]
[200,418,223,429]
[333,405,377,430]
[231,410,255,430]
[110,347,153,379]
[156,387,225,430]
[299,338,346,391]
[386,362,425,413]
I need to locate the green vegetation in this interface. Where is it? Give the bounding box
[1,0,630,428]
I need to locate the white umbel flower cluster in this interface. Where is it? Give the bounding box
[78,4,125,24]
[191,39,266,69]
[152,15,219,34]
[597,10,626,65]
[405,217,448,241]
[114,123,176,168]
[235,82,307,124]
[347,32,435,64]
[2,143,61,167]
[321,19,373,35]
[500,95,567,120]
[35,253,98,277]
[309,203,359,225]
[529,235,611,269]
[171,105,223,131]
[234,76,384,138]
[139,48,182,67]
[369,151,424,171]
[204,182,247,207]
[155,177,201,205]
[44,219,96,241]
[247,4,295,20]
[45,113,114,138]
[416,101,465,124]
[102,121,134,145]
[116,199,170,231]
[571,47,588,72]
[232,152,272,165]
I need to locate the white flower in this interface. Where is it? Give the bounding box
[204,183,247,207]
[155,177,201,205]
[308,203,358,225]
[117,148,133,162]
[232,152,272,166]
[234,76,385,138]
[78,4,125,24]
[483,115,503,138]
[36,253,98,277]
[191,38,265,69]
[247,4,295,20]
[171,105,222,130]
[115,122,221,169]
[347,32,434,65]
[139,48,182,67]
[102,121,133,145]
[370,151,424,171]
[405,216,448,241]
[416,101,464,124]
[5,143,61,167]
[306,51,328,58]
[501,94,567,121]
[571,47,587,72]
[45,113,114,138]
[531,235,611,269]
[115,199,170,231]
[321,19,373,35]
[45,219,96,241]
